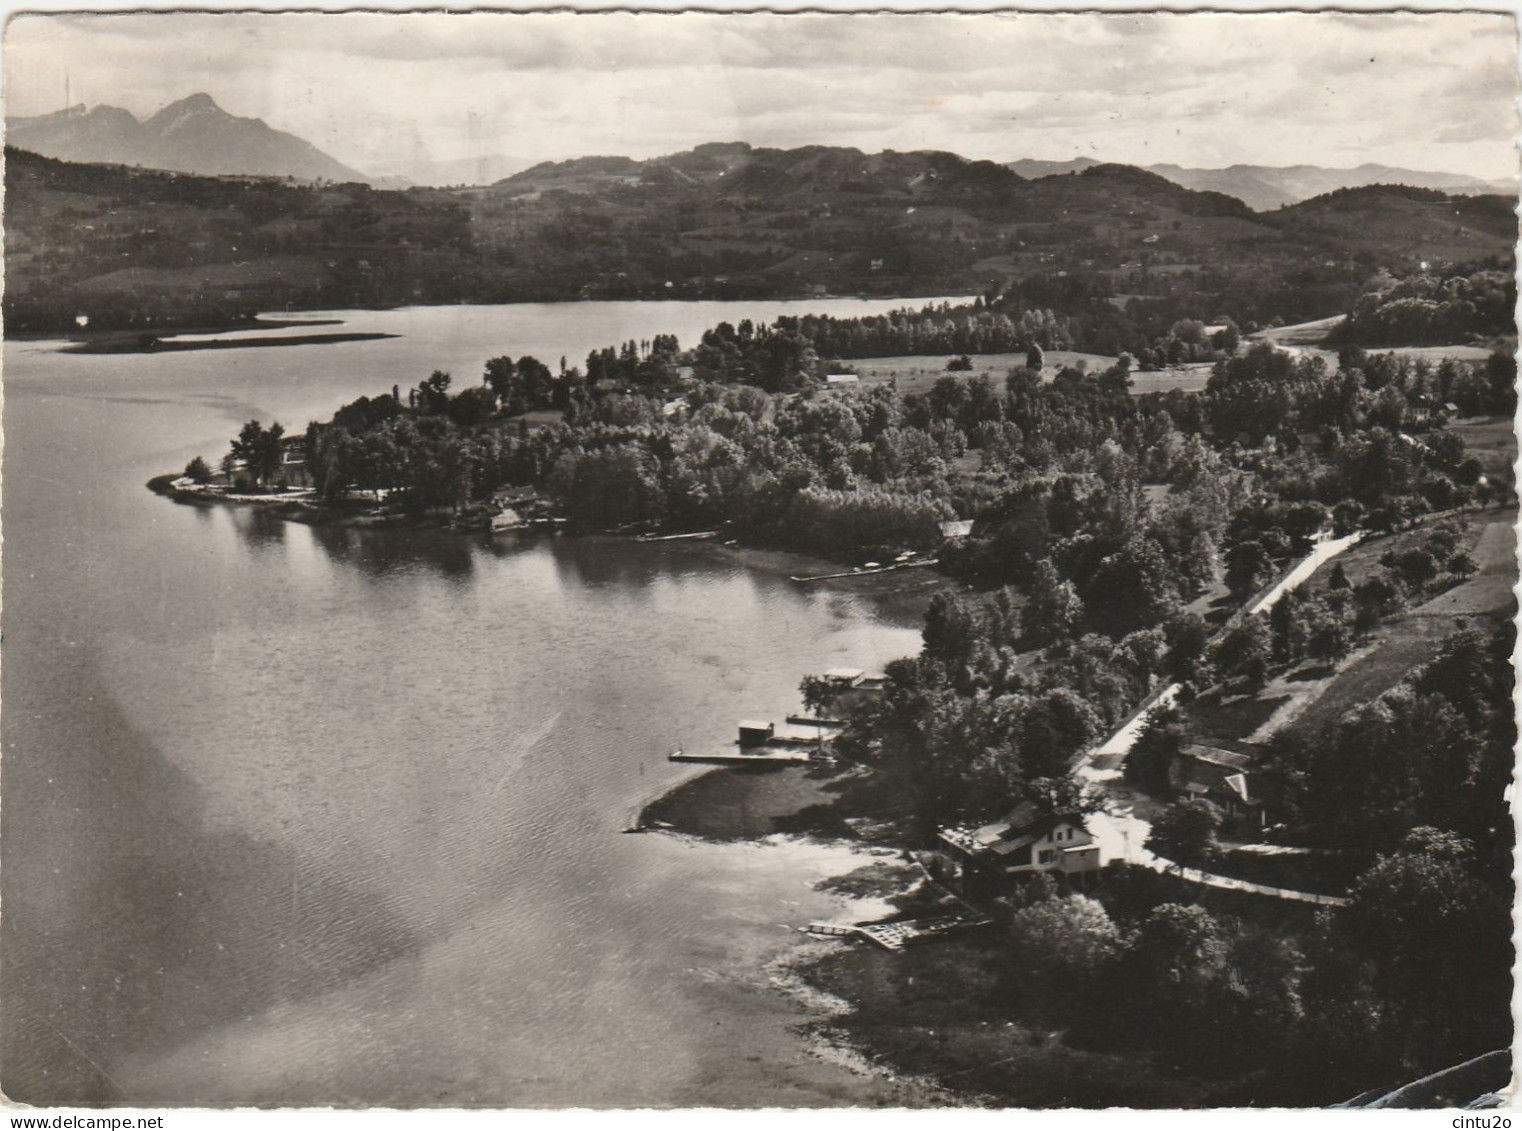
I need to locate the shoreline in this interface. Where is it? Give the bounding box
[64,330,399,355]
[147,465,982,1100]
[7,290,976,345]
[147,476,960,621]
[10,316,348,348]
[633,758,973,1106]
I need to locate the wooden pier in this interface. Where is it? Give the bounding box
[669,747,816,766]
[799,916,996,951]
[804,922,860,938]
[789,559,939,583]
[636,529,720,543]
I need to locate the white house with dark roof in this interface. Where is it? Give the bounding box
[938,800,1101,897]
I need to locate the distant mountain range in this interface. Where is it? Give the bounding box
[1007,157,1515,212]
[5,93,371,184]
[9,89,1511,206]
[5,135,1516,335]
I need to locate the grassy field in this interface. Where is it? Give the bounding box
[1280,616,1467,740]
[1188,691,1292,743]
[1449,415,1517,476]
[843,352,1210,397]
[846,351,1113,395]
[1257,318,1504,370]
[1224,508,1517,743]
[1128,364,1213,394]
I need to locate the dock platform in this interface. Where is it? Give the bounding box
[669,747,816,766]
[807,916,997,951]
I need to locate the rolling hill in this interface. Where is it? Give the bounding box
[4,139,1515,337]
[1009,157,1514,212]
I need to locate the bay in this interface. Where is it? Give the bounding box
[1,298,945,1106]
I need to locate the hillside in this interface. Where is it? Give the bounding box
[5,140,1516,336]
[2,148,474,331]
[6,93,371,184]
[1009,157,1514,212]
[1268,184,1518,261]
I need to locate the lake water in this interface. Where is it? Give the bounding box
[0,299,940,1107]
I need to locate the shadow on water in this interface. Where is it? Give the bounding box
[225,506,289,553]
[544,536,757,595]
[0,649,420,1106]
[297,521,476,581]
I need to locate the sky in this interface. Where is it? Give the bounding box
[4,9,1518,183]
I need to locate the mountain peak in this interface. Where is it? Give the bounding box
[7,91,371,184]
[164,92,223,115]
[146,93,238,134]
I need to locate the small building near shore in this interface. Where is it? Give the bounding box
[490,507,524,532]
[822,668,865,689]
[738,720,775,747]
[938,800,1101,900]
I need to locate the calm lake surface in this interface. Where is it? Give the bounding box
[1,299,941,1106]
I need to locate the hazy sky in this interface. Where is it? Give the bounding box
[4,10,1518,182]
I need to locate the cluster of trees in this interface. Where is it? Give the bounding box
[225,419,288,488]
[1335,269,1516,347]
[688,305,1069,390]
[999,814,1511,1092]
[943,372,1261,636]
[831,600,1178,829]
[785,305,1071,358]
[1132,317,1240,370]
[1259,621,1515,868]
[996,261,1375,360]
[1002,885,1306,1074]
[583,334,680,388]
[218,306,1514,578]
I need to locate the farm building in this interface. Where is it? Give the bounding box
[825,374,860,387]
[1169,744,1267,832]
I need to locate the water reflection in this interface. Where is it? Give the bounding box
[4,300,937,1107]
[300,521,476,581]
[226,506,289,553]
[543,535,750,595]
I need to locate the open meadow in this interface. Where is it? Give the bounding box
[844,352,1212,396]
[1191,504,1517,748]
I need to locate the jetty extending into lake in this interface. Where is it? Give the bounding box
[790,559,939,584]
[669,747,817,766]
